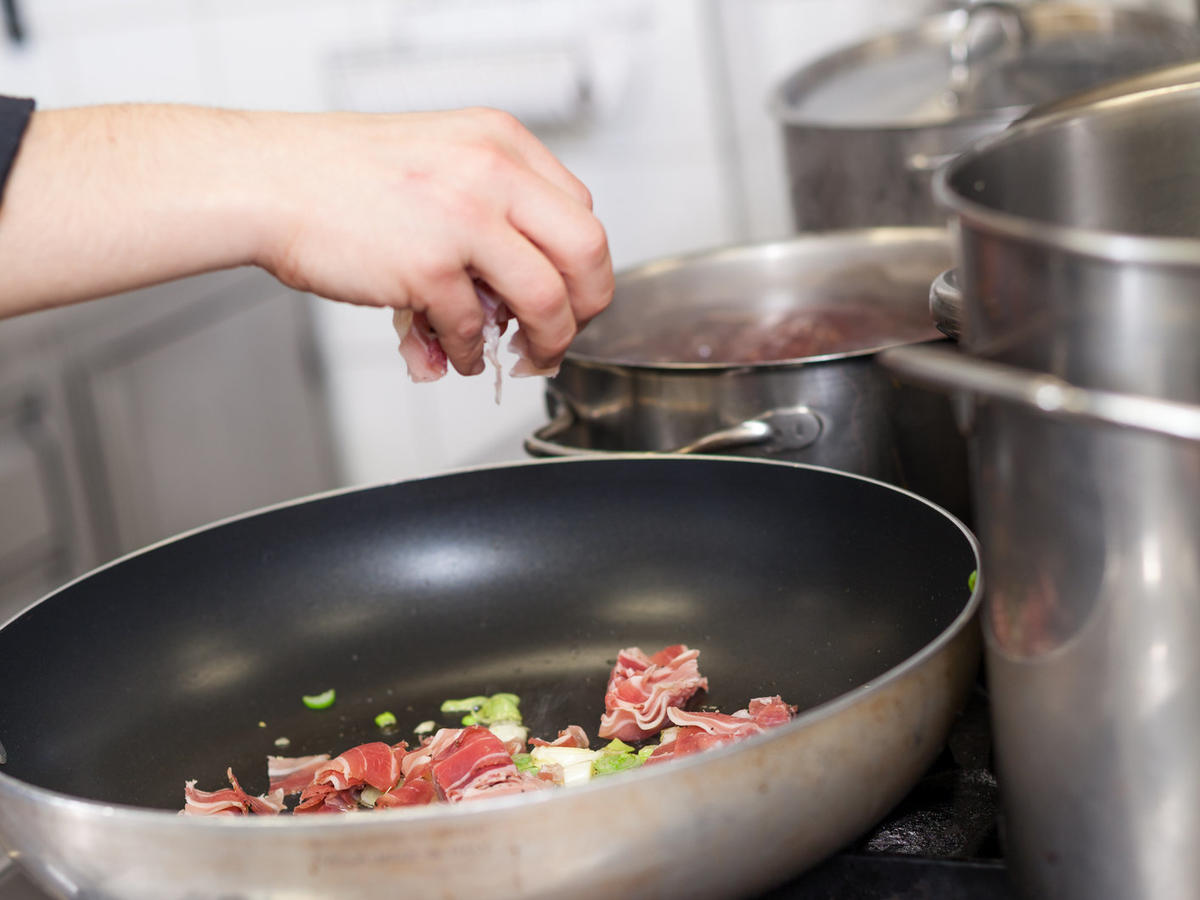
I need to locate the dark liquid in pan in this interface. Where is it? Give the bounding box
[578,305,940,365]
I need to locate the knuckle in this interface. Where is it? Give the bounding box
[472,106,523,136]
[416,257,461,290]
[521,279,569,318]
[571,218,610,269]
[449,313,483,345]
[540,324,575,360]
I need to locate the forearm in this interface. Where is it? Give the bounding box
[0,104,272,317]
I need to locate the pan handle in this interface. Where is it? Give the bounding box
[879,344,1200,442]
[524,405,824,457]
[930,268,963,340]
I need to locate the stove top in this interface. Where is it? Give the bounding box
[0,688,1011,899]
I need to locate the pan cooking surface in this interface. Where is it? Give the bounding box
[0,458,976,811]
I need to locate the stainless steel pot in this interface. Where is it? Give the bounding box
[931,76,1200,396]
[882,72,1200,900]
[880,348,1200,900]
[525,228,971,522]
[769,3,1200,230]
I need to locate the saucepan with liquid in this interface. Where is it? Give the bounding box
[526,227,971,522]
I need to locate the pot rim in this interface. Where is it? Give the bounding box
[565,227,949,372]
[933,82,1200,265]
[767,4,1197,132]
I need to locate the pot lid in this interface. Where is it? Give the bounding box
[772,3,1200,128]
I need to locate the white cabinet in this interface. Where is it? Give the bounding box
[0,269,339,621]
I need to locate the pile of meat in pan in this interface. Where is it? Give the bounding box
[183,644,796,816]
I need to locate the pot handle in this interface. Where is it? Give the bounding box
[930,269,963,340]
[523,407,594,457]
[525,405,824,457]
[905,150,962,174]
[879,344,1200,442]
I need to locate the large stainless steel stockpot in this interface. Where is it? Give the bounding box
[525,228,971,522]
[769,3,1200,230]
[884,71,1200,900]
[880,348,1200,900]
[934,75,1200,397]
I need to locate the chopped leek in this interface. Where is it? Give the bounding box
[374,711,397,729]
[440,696,488,714]
[599,739,635,756]
[488,721,529,746]
[414,720,436,735]
[512,753,538,774]
[440,692,523,726]
[302,689,336,710]
[475,694,522,725]
[968,570,978,592]
[359,786,382,809]
[592,753,642,777]
[530,745,598,787]
[591,737,645,777]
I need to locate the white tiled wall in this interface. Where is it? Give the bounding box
[2,0,1194,486]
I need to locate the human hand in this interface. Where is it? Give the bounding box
[0,103,613,379]
[251,107,614,377]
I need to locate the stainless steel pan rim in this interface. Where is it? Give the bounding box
[933,82,1200,265]
[0,454,982,833]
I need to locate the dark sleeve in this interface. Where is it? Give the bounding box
[0,95,35,202]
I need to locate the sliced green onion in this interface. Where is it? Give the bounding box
[512,752,538,774]
[598,738,635,756]
[475,694,522,726]
[302,689,336,710]
[461,714,478,726]
[968,570,978,592]
[374,711,397,728]
[441,696,488,714]
[414,720,436,735]
[592,753,643,777]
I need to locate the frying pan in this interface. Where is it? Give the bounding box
[0,456,980,899]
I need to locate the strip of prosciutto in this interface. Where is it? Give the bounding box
[267,753,332,796]
[528,725,590,749]
[294,741,404,814]
[598,644,710,742]
[182,767,285,816]
[391,282,558,401]
[429,725,546,803]
[643,695,798,766]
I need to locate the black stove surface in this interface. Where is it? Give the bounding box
[0,688,1011,900]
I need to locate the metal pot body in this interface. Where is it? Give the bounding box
[938,82,1200,399]
[771,5,1200,230]
[777,116,1008,230]
[889,75,1200,900]
[527,229,971,523]
[880,348,1200,900]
